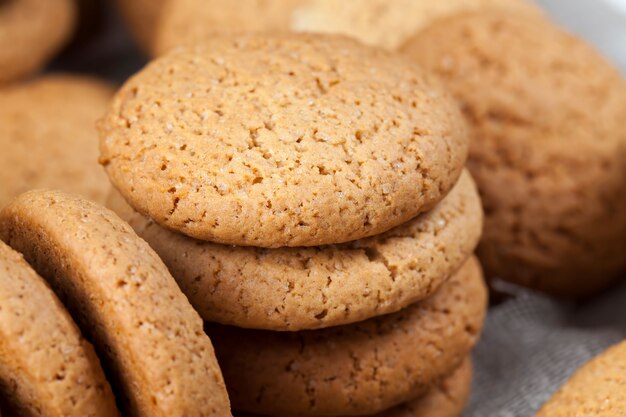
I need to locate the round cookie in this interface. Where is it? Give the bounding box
[114,0,167,53]
[99,33,469,247]
[536,340,626,417]
[0,240,119,417]
[108,170,483,331]
[0,190,232,417]
[0,75,114,209]
[206,256,487,416]
[402,12,626,298]
[236,358,472,417]
[0,0,75,83]
[155,0,541,54]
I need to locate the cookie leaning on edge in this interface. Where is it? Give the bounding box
[108,170,483,331]
[0,240,119,417]
[99,33,469,248]
[0,75,114,208]
[402,11,626,297]
[536,340,626,417]
[0,190,232,417]
[207,256,486,417]
[0,0,75,83]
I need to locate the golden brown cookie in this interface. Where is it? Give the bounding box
[0,75,113,209]
[155,0,541,54]
[108,170,482,331]
[369,358,471,417]
[207,256,486,416]
[114,0,167,53]
[0,240,119,417]
[0,190,232,417]
[99,33,469,248]
[402,12,626,298]
[536,340,626,417]
[0,0,76,83]
[237,358,472,417]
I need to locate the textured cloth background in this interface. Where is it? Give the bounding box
[49,1,626,416]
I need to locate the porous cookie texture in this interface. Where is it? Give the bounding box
[0,0,75,83]
[536,340,626,417]
[402,12,626,297]
[99,33,469,247]
[236,358,472,417]
[370,358,471,417]
[0,241,119,417]
[114,0,167,53]
[155,0,541,54]
[207,256,486,416]
[0,75,114,208]
[108,170,482,331]
[0,191,232,417]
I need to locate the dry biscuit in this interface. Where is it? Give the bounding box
[155,0,541,54]
[0,190,231,417]
[367,358,471,417]
[0,0,75,83]
[207,256,486,416]
[0,240,119,417]
[99,33,469,247]
[535,340,626,417]
[236,358,472,417]
[402,12,626,297]
[108,170,482,331]
[0,75,113,208]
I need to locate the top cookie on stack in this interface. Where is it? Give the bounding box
[98,33,468,248]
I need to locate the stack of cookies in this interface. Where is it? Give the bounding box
[100,33,487,417]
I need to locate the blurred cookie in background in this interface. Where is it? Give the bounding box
[0,75,113,208]
[113,0,167,53]
[0,0,76,83]
[403,11,626,298]
[153,0,541,54]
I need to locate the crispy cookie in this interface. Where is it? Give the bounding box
[0,0,75,83]
[402,12,626,297]
[99,33,469,247]
[155,0,540,54]
[0,190,232,417]
[236,358,472,417]
[0,75,113,208]
[0,240,119,417]
[108,170,482,330]
[207,256,486,416]
[536,341,626,417]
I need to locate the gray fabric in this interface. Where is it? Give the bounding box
[48,0,626,415]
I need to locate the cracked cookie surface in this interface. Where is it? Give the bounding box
[108,170,482,331]
[403,12,626,297]
[207,256,486,416]
[0,190,232,417]
[99,33,469,247]
[0,75,113,209]
[536,341,626,417]
[235,357,472,417]
[0,240,119,417]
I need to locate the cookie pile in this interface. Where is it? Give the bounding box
[99,33,487,416]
